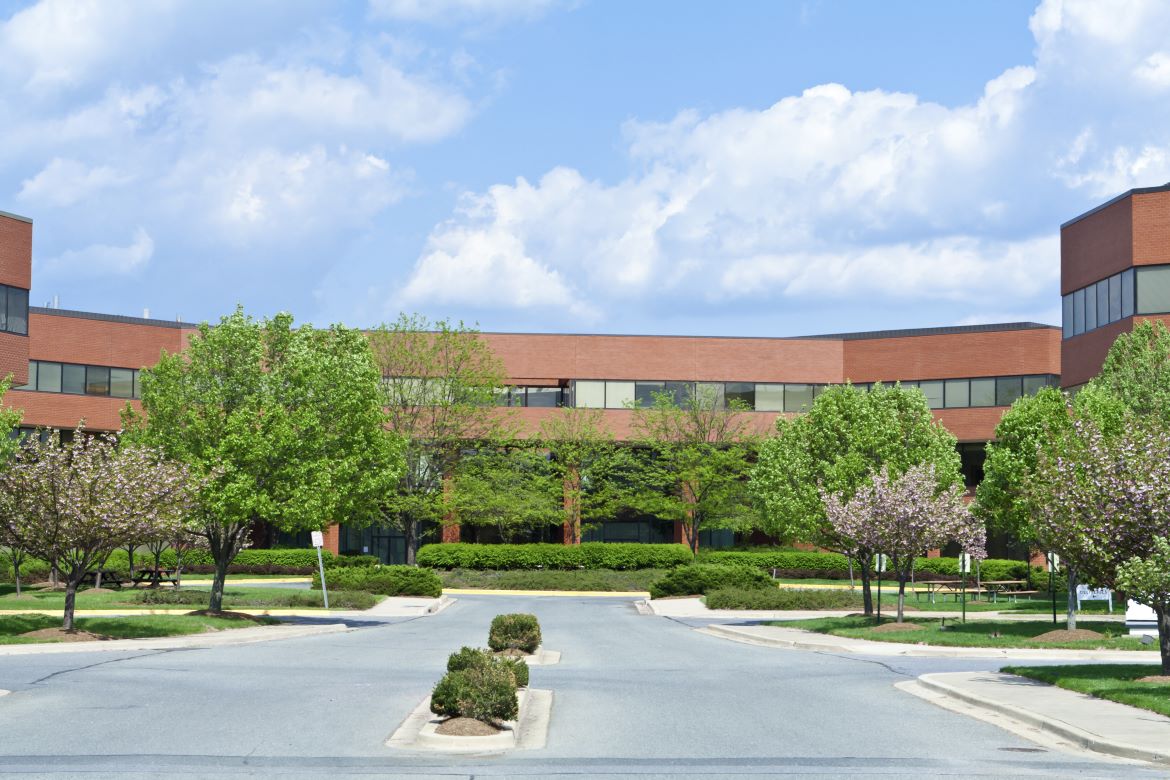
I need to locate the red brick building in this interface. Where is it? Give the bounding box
[2,185,1165,560]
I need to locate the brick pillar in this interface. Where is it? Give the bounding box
[926,548,941,558]
[562,465,581,545]
[323,524,341,556]
[441,471,460,543]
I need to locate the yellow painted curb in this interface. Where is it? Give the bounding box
[442,588,649,598]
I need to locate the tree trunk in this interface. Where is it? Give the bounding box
[896,575,907,623]
[858,560,874,616]
[94,570,103,590]
[1157,606,1170,676]
[404,518,418,566]
[126,544,136,579]
[1066,567,1077,631]
[11,552,22,597]
[208,553,231,614]
[49,559,58,589]
[62,581,78,631]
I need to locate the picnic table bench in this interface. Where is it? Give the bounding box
[80,569,126,588]
[912,579,963,604]
[131,568,180,587]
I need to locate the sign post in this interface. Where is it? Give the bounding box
[875,554,888,624]
[959,553,972,624]
[311,530,329,609]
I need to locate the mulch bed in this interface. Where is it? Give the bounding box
[435,717,502,736]
[1031,628,1105,643]
[20,628,111,642]
[868,622,927,633]
[1136,675,1170,684]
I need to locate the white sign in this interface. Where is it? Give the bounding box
[874,554,888,574]
[310,531,324,548]
[959,553,973,574]
[1046,552,1060,572]
[1076,585,1113,612]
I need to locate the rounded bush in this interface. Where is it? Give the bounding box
[430,664,519,725]
[446,646,529,688]
[648,564,772,599]
[313,565,442,597]
[488,613,542,654]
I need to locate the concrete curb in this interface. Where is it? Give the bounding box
[698,623,1157,661]
[910,672,1170,766]
[427,595,455,614]
[387,688,553,753]
[0,622,352,656]
[442,589,648,598]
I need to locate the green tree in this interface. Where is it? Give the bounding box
[125,308,403,612]
[750,383,961,615]
[446,440,561,542]
[1116,536,1170,674]
[368,314,514,563]
[0,377,27,592]
[630,386,757,556]
[1090,320,1170,423]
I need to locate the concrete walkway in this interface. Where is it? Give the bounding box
[701,622,1157,661]
[643,595,1127,622]
[0,622,351,656]
[901,671,1170,766]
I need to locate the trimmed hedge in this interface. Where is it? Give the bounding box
[447,646,529,688]
[417,542,692,571]
[488,613,542,654]
[649,564,773,599]
[313,566,442,597]
[700,551,1030,582]
[705,586,862,610]
[430,663,518,725]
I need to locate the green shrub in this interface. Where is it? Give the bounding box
[417,542,692,571]
[700,551,1030,582]
[1,557,51,584]
[328,554,380,569]
[648,564,773,598]
[313,566,442,597]
[705,587,861,610]
[437,568,663,591]
[134,587,376,610]
[430,663,519,725]
[446,646,529,687]
[135,588,209,605]
[488,613,542,654]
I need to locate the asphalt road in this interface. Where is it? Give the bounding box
[0,594,1162,779]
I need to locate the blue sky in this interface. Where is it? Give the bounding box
[2,0,1169,336]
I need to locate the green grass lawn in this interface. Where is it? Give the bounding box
[0,584,377,611]
[1002,664,1170,718]
[0,613,278,644]
[173,573,309,581]
[767,616,1156,651]
[438,568,663,591]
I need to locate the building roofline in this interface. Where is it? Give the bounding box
[480,321,1058,342]
[1061,182,1170,229]
[0,209,33,224]
[30,306,198,330]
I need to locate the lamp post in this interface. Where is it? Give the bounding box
[875,553,888,624]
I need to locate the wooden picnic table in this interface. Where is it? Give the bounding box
[913,579,963,604]
[81,569,126,588]
[981,579,1032,603]
[132,568,180,588]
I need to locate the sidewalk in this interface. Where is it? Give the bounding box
[642,596,1126,623]
[0,622,352,656]
[699,623,1156,661]
[0,595,451,620]
[901,671,1170,766]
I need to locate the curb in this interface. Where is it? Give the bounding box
[441,589,648,598]
[699,624,1158,661]
[0,622,352,656]
[387,688,553,753]
[913,672,1170,766]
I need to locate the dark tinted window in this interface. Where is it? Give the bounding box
[996,376,1023,407]
[5,286,27,335]
[1062,295,1073,339]
[1109,274,1122,322]
[725,382,754,409]
[62,364,86,394]
[1073,288,1085,335]
[86,366,110,396]
[1122,268,1135,318]
[634,381,664,408]
[38,361,62,392]
[525,387,560,407]
[1096,280,1109,327]
[110,368,134,399]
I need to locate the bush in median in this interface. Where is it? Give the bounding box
[649,564,773,599]
[417,542,691,571]
[447,646,529,688]
[313,566,442,597]
[430,662,519,725]
[488,613,542,654]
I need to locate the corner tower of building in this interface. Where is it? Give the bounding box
[0,210,32,387]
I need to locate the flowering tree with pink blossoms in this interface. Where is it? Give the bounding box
[0,430,195,631]
[1032,421,1170,671]
[823,464,986,623]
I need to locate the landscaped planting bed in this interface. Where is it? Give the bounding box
[705,586,866,610]
[648,564,772,598]
[417,542,692,571]
[313,565,442,597]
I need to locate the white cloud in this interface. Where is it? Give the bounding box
[396,0,1170,325]
[368,0,564,24]
[38,227,154,276]
[17,158,131,206]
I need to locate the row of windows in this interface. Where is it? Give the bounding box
[569,375,1059,412]
[15,360,142,399]
[0,284,29,336]
[496,386,564,408]
[1062,265,1170,339]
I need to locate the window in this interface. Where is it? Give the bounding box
[634,381,664,408]
[16,360,37,390]
[1084,283,1097,331]
[1073,288,1086,335]
[5,286,28,336]
[132,370,141,399]
[1137,266,1170,314]
[970,378,995,407]
[695,382,726,409]
[605,381,635,409]
[783,384,814,413]
[1062,294,1074,339]
[1109,274,1122,322]
[1122,268,1135,318]
[38,361,62,393]
[86,366,110,396]
[755,384,783,411]
[1022,375,1048,396]
[919,381,944,410]
[574,380,605,409]
[62,364,86,394]
[944,379,969,408]
[110,368,134,399]
[526,387,561,407]
[724,382,753,410]
[663,381,692,406]
[1096,280,1109,329]
[996,376,1023,407]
